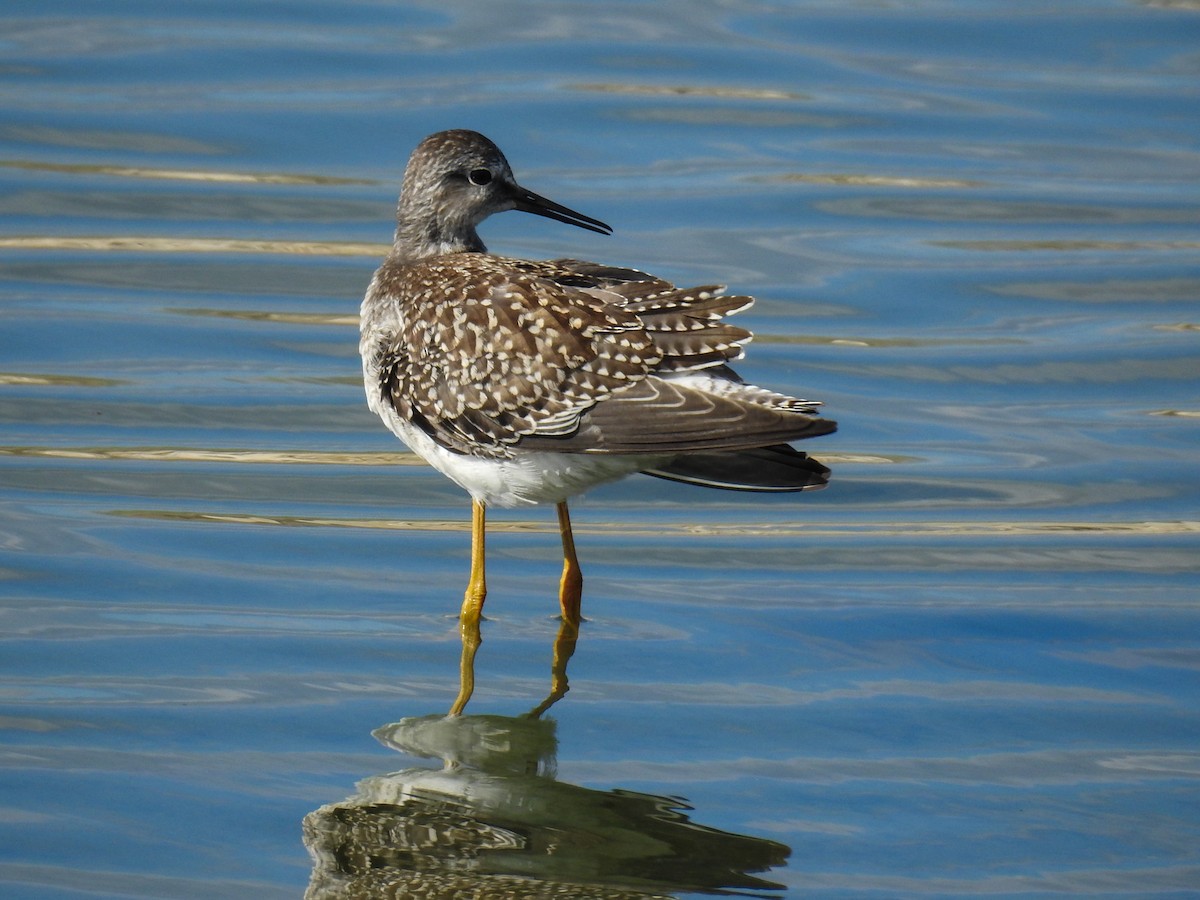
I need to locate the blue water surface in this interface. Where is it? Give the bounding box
[1,1,1199,898]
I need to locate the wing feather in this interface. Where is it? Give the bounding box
[368,252,834,459]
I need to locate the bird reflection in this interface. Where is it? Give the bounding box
[453,613,578,717]
[303,711,790,899]
[304,619,788,897]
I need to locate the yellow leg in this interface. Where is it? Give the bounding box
[460,499,487,627]
[556,500,583,625]
[451,500,487,717]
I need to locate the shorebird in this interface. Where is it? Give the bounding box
[361,129,835,631]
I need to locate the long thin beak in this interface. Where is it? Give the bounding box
[513,186,612,235]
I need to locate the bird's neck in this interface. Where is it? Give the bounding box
[392,200,487,263]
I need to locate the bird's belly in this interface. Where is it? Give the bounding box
[381,416,664,508]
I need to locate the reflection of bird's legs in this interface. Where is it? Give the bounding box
[451,500,488,717]
[450,613,481,717]
[528,616,580,719]
[556,501,583,625]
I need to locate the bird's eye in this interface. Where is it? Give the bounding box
[467,168,493,186]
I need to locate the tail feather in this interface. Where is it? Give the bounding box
[642,444,830,492]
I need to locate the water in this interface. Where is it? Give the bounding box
[2,1,1198,897]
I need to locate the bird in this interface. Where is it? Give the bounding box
[360,129,835,632]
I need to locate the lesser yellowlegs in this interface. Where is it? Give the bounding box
[360,129,835,631]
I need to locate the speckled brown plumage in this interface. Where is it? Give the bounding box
[359,129,835,640]
[364,251,827,462]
